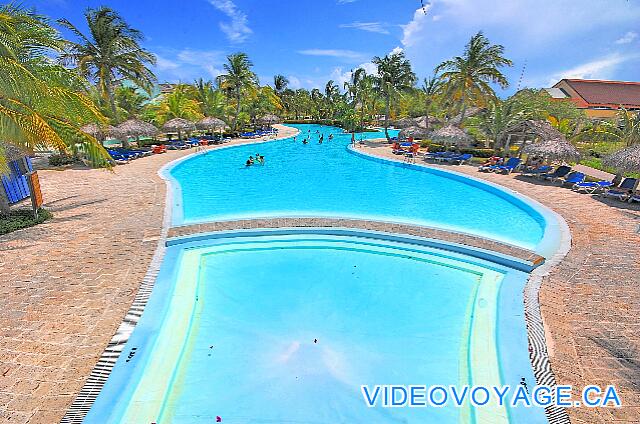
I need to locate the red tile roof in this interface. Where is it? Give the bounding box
[555,79,640,107]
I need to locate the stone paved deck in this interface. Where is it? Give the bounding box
[358,141,640,423]
[0,128,638,423]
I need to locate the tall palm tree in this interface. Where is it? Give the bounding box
[372,50,416,140]
[217,52,258,131]
[324,80,340,119]
[146,85,203,125]
[0,4,108,173]
[273,74,289,95]
[114,86,148,119]
[421,73,443,131]
[466,98,533,151]
[193,78,227,119]
[436,32,512,124]
[59,7,156,122]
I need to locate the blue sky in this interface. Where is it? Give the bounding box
[31,0,640,95]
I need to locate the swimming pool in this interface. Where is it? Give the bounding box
[84,231,547,424]
[167,124,548,252]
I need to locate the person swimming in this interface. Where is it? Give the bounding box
[256,154,265,165]
[302,138,308,144]
[318,134,324,144]
[328,134,334,140]
[245,156,254,166]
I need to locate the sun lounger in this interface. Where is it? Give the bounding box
[445,153,473,165]
[559,172,585,186]
[541,165,571,182]
[603,178,638,201]
[521,165,552,177]
[628,192,640,203]
[490,157,521,174]
[572,180,614,194]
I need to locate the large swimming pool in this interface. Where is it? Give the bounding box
[168,124,547,251]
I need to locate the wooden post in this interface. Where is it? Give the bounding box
[26,171,43,219]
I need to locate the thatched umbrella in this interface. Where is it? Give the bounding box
[162,118,196,139]
[398,126,430,140]
[603,144,640,173]
[523,138,580,162]
[393,117,416,129]
[117,119,159,138]
[449,106,481,125]
[80,123,125,141]
[507,119,564,142]
[431,125,472,146]
[413,115,442,129]
[259,114,281,125]
[196,116,226,131]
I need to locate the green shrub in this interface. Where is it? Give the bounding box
[48,154,76,167]
[0,208,52,235]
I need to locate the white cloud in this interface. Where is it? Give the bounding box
[298,49,368,61]
[287,76,302,89]
[155,55,179,71]
[153,49,224,82]
[337,0,357,3]
[401,7,431,47]
[209,0,252,43]
[339,21,390,34]
[551,53,637,83]
[615,31,638,44]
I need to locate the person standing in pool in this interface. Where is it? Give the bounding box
[245,156,254,167]
[302,138,308,144]
[351,132,356,146]
[328,134,334,140]
[318,134,324,144]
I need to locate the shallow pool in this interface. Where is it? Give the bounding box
[84,232,547,424]
[168,124,546,251]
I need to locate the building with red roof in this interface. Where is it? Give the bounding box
[546,79,640,119]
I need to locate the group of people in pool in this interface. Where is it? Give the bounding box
[245,153,265,167]
[293,129,334,145]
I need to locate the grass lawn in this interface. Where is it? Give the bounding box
[0,208,52,235]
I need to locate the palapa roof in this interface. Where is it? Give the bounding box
[393,117,417,129]
[412,115,441,128]
[116,119,159,137]
[523,138,580,161]
[80,123,124,140]
[431,125,472,145]
[259,114,281,124]
[196,116,226,130]
[603,143,640,173]
[449,106,481,125]
[0,141,28,162]
[162,118,196,133]
[507,120,565,141]
[398,126,430,139]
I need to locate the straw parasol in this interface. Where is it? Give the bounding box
[507,119,564,142]
[162,118,196,139]
[116,119,159,138]
[603,143,640,173]
[523,138,581,162]
[196,116,226,131]
[80,123,125,141]
[398,126,431,140]
[431,125,472,146]
[259,114,281,125]
[413,115,442,129]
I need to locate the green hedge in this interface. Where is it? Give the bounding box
[0,208,52,235]
[418,141,494,158]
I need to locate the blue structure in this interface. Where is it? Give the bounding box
[1,157,33,204]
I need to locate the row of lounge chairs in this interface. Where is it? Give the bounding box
[521,164,639,202]
[478,157,522,174]
[240,128,279,139]
[391,143,473,165]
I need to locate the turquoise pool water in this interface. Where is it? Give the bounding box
[168,124,545,250]
[85,232,547,424]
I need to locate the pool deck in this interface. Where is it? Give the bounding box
[0,128,638,423]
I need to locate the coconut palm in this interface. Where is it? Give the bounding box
[420,73,443,131]
[193,78,227,119]
[466,98,533,151]
[217,52,258,131]
[59,7,156,122]
[436,32,513,124]
[372,50,417,140]
[147,85,203,125]
[273,74,289,95]
[324,80,340,119]
[114,86,148,119]
[0,4,109,171]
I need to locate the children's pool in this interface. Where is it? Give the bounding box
[167,124,547,252]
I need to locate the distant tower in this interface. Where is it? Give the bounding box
[516,60,527,91]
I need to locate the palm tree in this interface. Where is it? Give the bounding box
[114,86,148,119]
[217,52,258,131]
[324,80,340,119]
[466,98,533,151]
[146,85,203,125]
[372,50,417,140]
[273,74,289,95]
[193,78,227,119]
[420,73,443,131]
[0,4,108,174]
[59,7,156,122]
[310,88,323,120]
[436,32,512,124]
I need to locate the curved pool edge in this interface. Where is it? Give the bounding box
[85,229,547,424]
[158,125,301,226]
[346,145,570,260]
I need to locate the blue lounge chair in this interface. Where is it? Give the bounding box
[445,153,473,165]
[541,165,571,182]
[492,157,521,174]
[603,178,638,200]
[572,180,615,194]
[521,165,552,177]
[628,192,640,203]
[559,172,585,186]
